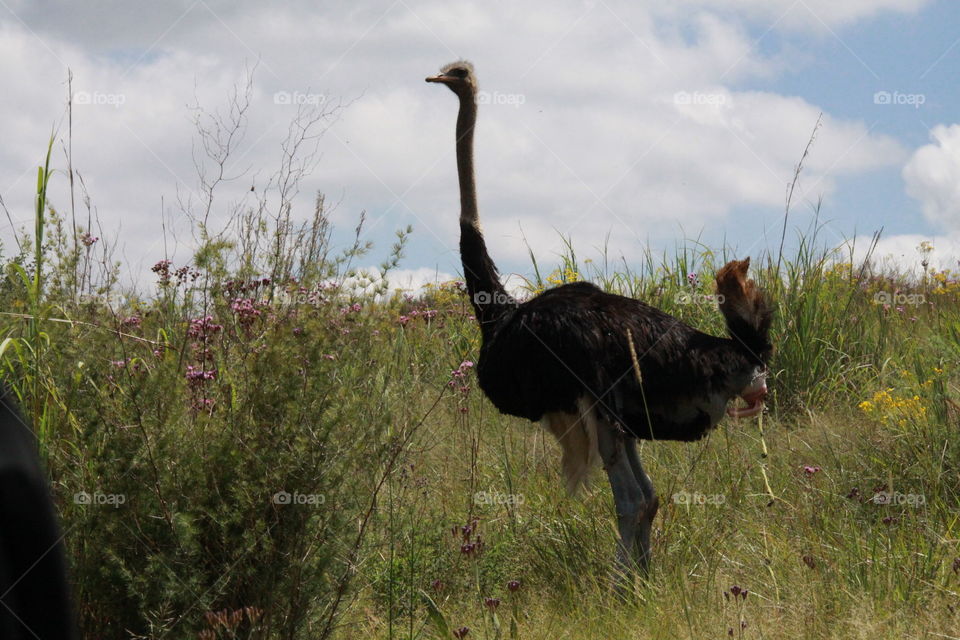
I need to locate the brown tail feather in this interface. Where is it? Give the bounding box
[715,258,773,360]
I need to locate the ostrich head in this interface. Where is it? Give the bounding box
[715,258,773,418]
[425,60,478,99]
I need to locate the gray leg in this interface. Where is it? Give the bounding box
[597,424,647,580]
[624,438,658,572]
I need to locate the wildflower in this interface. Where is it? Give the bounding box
[431,579,444,592]
[802,554,816,569]
[186,365,217,384]
[506,580,521,592]
[188,316,223,339]
[80,232,99,246]
[484,597,500,611]
[398,315,410,326]
[453,627,470,639]
[152,259,172,284]
[231,298,263,325]
[802,465,821,477]
[121,316,142,329]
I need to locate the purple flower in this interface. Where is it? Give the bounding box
[188,316,223,338]
[186,365,217,384]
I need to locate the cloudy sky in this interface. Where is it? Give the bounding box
[1,0,958,289]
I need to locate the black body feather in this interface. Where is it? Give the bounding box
[476,282,761,441]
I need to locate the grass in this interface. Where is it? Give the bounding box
[2,113,960,639]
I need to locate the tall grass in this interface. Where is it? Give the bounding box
[2,105,959,639]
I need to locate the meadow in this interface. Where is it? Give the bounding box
[3,129,960,640]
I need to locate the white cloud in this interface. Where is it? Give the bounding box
[903,124,960,233]
[0,0,921,284]
[844,233,960,275]
[670,0,929,30]
[385,267,457,292]
[845,122,960,275]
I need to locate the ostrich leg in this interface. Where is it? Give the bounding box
[597,423,647,580]
[625,437,658,571]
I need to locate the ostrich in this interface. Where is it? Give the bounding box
[426,61,772,575]
[0,387,76,638]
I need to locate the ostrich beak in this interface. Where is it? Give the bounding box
[726,373,768,419]
[425,74,450,84]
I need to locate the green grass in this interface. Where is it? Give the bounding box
[2,131,959,639]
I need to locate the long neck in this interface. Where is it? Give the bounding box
[455,90,512,329]
[456,96,479,228]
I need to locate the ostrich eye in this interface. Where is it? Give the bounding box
[448,68,468,78]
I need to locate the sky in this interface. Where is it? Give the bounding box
[1,0,958,290]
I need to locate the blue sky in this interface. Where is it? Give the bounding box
[0,0,958,289]
[746,1,958,243]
